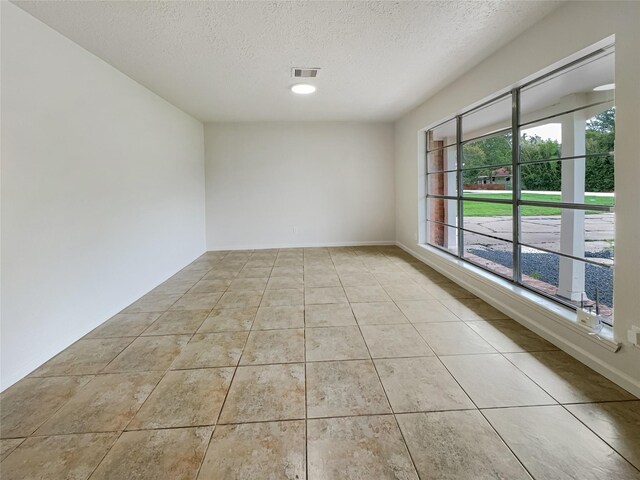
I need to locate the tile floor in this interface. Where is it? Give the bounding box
[1,246,639,480]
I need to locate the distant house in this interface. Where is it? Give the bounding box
[477,166,512,189]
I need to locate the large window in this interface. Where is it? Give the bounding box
[425,44,615,323]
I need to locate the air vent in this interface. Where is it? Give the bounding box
[292,67,320,78]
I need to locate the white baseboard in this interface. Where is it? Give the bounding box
[207,240,396,251]
[396,241,640,399]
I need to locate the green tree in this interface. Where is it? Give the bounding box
[585,108,615,192]
[520,134,561,191]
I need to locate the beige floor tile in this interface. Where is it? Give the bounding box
[202,270,238,282]
[375,357,474,413]
[240,329,304,365]
[245,259,275,268]
[272,266,304,277]
[149,278,198,296]
[262,288,304,306]
[338,273,379,287]
[122,293,182,313]
[441,354,556,408]
[304,273,341,287]
[335,264,369,276]
[396,300,461,323]
[169,292,222,311]
[171,332,248,369]
[306,360,390,418]
[218,364,305,423]
[441,298,509,320]
[344,285,391,303]
[383,284,433,302]
[1,438,24,461]
[466,319,558,353]
[86,312,161,338]
[236,267,273,278]
[188,277,231,294]
[0,433,118,480]
[197,307,256,332]
[484,405,640,480]
[141,309,209,336]
[565,401,640,469]
[29,338,133,376]
[423,282,476,300]
[413,322,496,355]
[397,410,530,480]
[305,326,369,361]
[371,271,414,284]
[90,427,212,480]
[197,421,305,480]
[305,287,348,305]
[351,302,409,325]
[504,351,636,403]
[304,267,337,278]
[307,415,418,480]
[266,276,304,290]
[304,304,356,327]
[253,305,304,330]
[274,258,303,268]
[0,376,92,438]
[361,324,433,358]
[217,290,263,308]
[127,368,233,429]
[103,335,190,373]
[227,276,268,291]
[35,372,162,435]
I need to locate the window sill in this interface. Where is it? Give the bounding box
[409,243,620,352]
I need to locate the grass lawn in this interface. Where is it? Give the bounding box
[463,192,614,217]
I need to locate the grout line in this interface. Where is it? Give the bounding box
[302,251,309,480]
[85,250,240,479]
[330,250,423,480]
[7,247,638,478]
[434,351,537,479]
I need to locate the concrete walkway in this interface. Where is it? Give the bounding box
[464,214,614,260]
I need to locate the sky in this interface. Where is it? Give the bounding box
[521,123,562,143]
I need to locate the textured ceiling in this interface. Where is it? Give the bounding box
[13,1,562,122]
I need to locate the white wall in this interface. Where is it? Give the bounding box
[1,3,206,390]
[394,1,640,395]
[205,122,395,250]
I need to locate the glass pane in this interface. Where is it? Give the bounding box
[520,48,614,127]
[427,145,457,172]
[463,200,513,241]
[462,94,512,142]
[463,231,514,279]
[427,171,457,197]
[428,119,457,150]
[520,206,614,266]
[520,108,615,161]
[428,198,458,227]
[462,131,512,170]
[520,246,613,321]
[427,221,457,254]
[520,158,614,206]
[462,166,513,195]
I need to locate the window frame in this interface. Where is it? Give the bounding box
[424,45,615,325]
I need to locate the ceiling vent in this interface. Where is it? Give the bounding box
[292,67,320,78]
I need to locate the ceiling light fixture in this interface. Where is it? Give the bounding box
[291,83,316,95]
[593,83,615,91]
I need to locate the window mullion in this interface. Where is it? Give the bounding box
[456,115,464,259]
[512,88,521,284]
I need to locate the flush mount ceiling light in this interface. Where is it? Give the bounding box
[291,83,316,95]
[593,83,615,91]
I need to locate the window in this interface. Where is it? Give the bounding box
[425,44,615,324]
